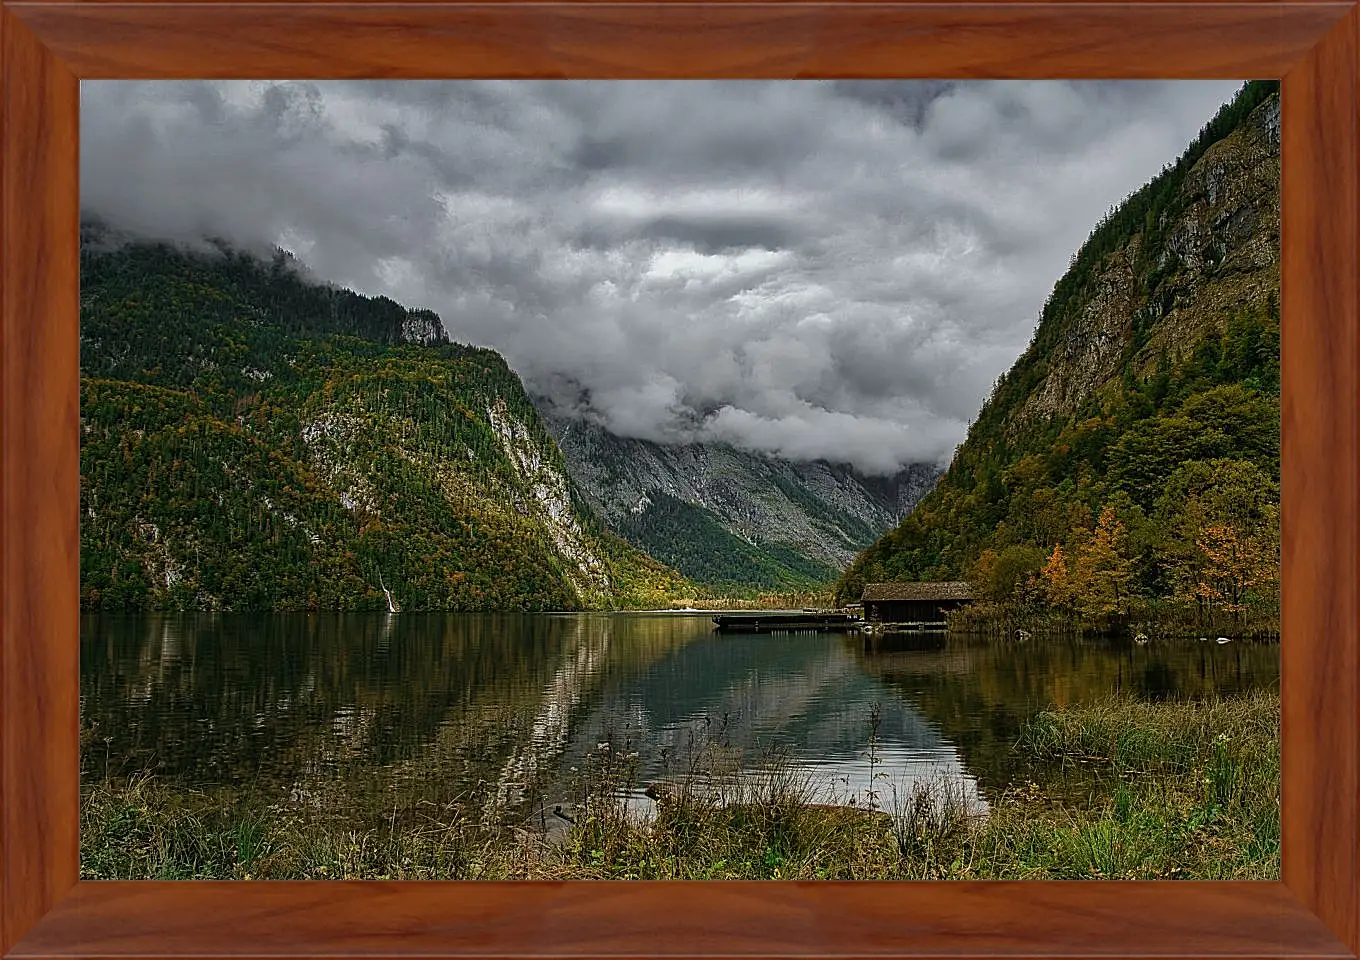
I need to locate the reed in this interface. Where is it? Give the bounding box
[80,691,1280,881]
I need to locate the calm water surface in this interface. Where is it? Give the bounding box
[80,612,1279,821]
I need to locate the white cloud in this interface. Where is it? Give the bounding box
[80,79,1245,472]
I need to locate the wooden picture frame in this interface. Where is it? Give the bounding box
[2,3,1356,958]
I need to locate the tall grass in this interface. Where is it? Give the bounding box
[81,691,1280,881]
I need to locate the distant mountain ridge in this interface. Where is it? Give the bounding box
[536,394,941,591]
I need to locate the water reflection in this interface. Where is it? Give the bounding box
[81,613,1279,822]
[548,628,987,817]
[489,615,614,810]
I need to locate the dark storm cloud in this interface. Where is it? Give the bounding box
[574,213,798,253]
[832,79,957,129]
[80,79,1243,473]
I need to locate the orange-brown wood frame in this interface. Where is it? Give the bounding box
[2,4,1357,958]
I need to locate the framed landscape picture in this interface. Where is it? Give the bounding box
[2,3,1357,960]
[74,75,1282,882]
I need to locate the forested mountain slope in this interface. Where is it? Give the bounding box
[836,82,1281,627]
[80,230,693,612]
[536,396,940,593]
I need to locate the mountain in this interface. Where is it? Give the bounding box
[836,81,1281,627]
[79,230,695,612]
[536,395,941,592]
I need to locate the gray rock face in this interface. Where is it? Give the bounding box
[1017,94,1280,430]
[400,308,449,347]
[535,396,941,570]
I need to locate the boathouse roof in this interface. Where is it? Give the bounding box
[861,581,973,602]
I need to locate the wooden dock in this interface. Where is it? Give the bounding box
[860,621,949,635]
[712,612,861,634]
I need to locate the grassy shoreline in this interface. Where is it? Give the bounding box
[81,690,1279,881]
[946,603,1281,641]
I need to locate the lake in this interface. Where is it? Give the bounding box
[80,612,1279,827]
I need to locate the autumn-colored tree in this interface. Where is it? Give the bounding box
[1192,523,1273,616]
[1040,543,1074,609]
[1156,459,1279,624]
[970,549,1000,600]
[1071,506,1136,621]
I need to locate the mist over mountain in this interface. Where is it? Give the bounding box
[80,80,1243,476]
[536,391,941,589]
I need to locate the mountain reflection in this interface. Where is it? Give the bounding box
[81,613,1278,819]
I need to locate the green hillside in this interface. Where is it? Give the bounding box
[836,82,1282,630]
[80,232,695,612]
[614,491,839,592]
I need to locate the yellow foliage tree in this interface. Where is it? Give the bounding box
[1071,506,1135,622]
[1190,520,1275,619]
[1040,543,1073,609]
[970,548,1000,601]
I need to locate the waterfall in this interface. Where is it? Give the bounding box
[377,572,399,613]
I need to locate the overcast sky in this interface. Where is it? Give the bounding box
[80,80,1242,473]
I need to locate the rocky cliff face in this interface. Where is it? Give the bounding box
[482,398,615,602]
[536,395,941,577]
[401,308,448,347]
[1017,93,1279,428]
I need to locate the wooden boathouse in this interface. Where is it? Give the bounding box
[861,582,974,631]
